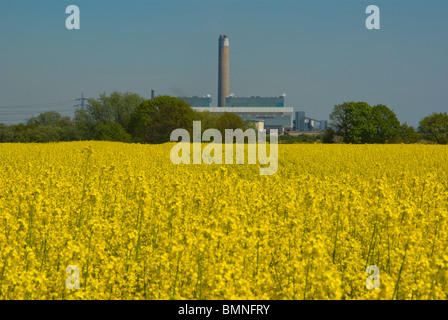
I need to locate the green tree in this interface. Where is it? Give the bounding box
[370,104,401,143]
[329,101,375,143]
[58,124,85,141]
[57,116,73,128]
[95,122,132,143]
[73,108,95,140]
[128,96,196,144]
[192,110,216,135]
[212,112,247,136]
[19,126,62,143]
[244,119,256,131]
[329,103,352,139]
[322,127,336,144]
[85,91,145,128]
[0,124,16,142]
[399,122,421,144]
[28,111,62,127]
[71,91,144,141]
[418,112,448,144]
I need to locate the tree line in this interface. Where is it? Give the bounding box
[0,92,252,144]
[0,93,446,144]
[323,101,448,144]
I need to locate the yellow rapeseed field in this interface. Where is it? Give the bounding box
[0,142,447,299]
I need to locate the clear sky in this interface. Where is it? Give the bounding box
[0,0,447,126]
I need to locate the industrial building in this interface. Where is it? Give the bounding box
[226,96,285,108]
[293,111,328,131]
[177,96,212,107]
[192,106,294,132]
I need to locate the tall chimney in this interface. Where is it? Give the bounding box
[151,90,155,99]
[218,35,229,107]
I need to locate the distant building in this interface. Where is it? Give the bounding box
[192,107,293,132]
[294,111,328,132]
[177,96,212,107]
[225,96,285,108]
[294,112,306,131]
[320,120,328,130]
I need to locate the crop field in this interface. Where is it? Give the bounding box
[0,142,447,299]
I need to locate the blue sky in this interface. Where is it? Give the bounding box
[0,0,447,126]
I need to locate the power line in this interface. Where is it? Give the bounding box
[0,100,75,109]
[0,104,75,111]
[0,108,76,115]
[0,99,78,125]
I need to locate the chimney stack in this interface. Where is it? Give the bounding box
[218,35,229,107]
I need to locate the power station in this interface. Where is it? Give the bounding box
[176,35,328,132]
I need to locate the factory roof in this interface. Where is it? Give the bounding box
[192,107,293,113]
